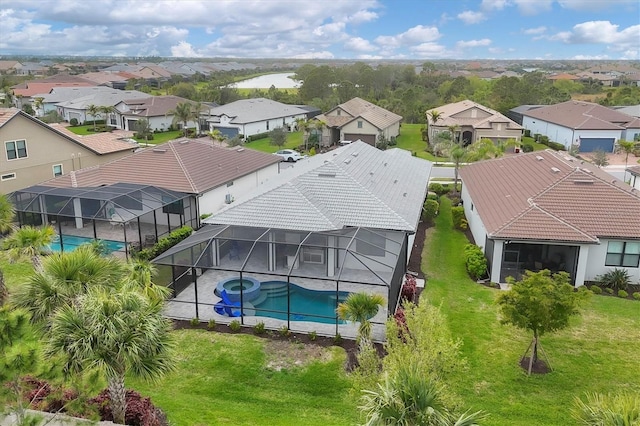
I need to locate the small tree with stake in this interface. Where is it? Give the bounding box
[497,270,588,375]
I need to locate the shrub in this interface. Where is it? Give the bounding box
[524,129,531,137]
[548,141,566,151]
[134,226,193,261]
[401,275,417,303]
[597,268,631,291]
[309,331,318,341]
[309,147,316,156]
[254,321,266,335]
[617,290,628,298]
[428,182,448,196]
[426,192,439,201]
[89,389,167,426]
[333,333,343,345]
[633,292,640,301]
[451,206,467,230]
[200,213,212,220]
[246,132,270,142]
[278,325,291,337]
[590,285,603,294]
[539,135,549,145]
[229,320,241,332]
[605,287,614,295]
[69,118,79,126]
[534,133,541,142]
[464,244,488,280]
[522,143,534,153]
[207,319,216,330]
[190,318,199,326]
[422,199,439,222]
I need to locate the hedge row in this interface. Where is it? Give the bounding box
[134,226,193,261]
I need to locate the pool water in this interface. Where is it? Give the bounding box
[49,235,126,254]
[252,281,350,324]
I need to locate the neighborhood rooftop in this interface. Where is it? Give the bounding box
[205,98,309,124]
[204,141,431,232]
[522,100,640,130]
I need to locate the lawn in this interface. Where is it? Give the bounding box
[135,130,183,145]
[521,135,549,151]
[244,131,303,153]
[65,124,106,136]
[396,123,447,162]
[422,198,640,426]
[128,330,359,426]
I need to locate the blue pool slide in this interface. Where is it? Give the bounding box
[214,290,242,317]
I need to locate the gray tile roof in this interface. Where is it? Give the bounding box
[204,98,308,124]
[56,90,149,109]
[205,142,432,232]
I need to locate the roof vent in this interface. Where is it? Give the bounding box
[384,162,388,167]
[535,155,544,161]
[573,179,594,184]
[152,148,166,153]
[369,171,374,175]
[179,140,189,144]
[581,168,593,174]
[344,159,351,164]
[318,172,336,178]
[236,147,244,152]
[352,152,359,157]
[394,179,398,184]
[551,167,560,173]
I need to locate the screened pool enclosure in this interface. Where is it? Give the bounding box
[152,224,409,341]
[9,183,198,258]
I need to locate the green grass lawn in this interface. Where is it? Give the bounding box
[127,330,358,426]
[396,123,448,162]
[135,130,183,145]
[521,136,549,151]
[422,198,640,426]
[65,124,107,136]
[244,131,303,153]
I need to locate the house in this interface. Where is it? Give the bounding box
[152,141,432,340]
[0,61,22,74]
[316,97,402,146]
[203,98,309,139]
[0,108,136,193]
[426,100,522,146]
[55,89,149,124]
[36,86,131,117]
[11,75,97,109]
[459,149,640,288]
[45,137,282,214]
[628,165,640,190]
[112,96,198,132]
[521,100,640,152]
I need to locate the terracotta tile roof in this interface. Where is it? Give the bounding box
[46,138,281,194]
[121,96,194,117]
[522,100,635,130]
[459,150,640,243]
[0,108,20,127]
[317,115,353,128]
[331,97,402,130]
[628,165,640,176]
[49,124,137,154]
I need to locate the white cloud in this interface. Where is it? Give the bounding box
[292,51,335,59]
[457,10,486,24]
[457,39,492,48]
[410,42,451,58]
[356,54,383,60]
[375,25,441,49]
[551,21,640,51]
[481,0,510,10]
[170,41,202,58]
[523,26,546,35]
[558,0,637,11]
[572,54,610,60]
[512,0,553,15]
[344,37,377,52]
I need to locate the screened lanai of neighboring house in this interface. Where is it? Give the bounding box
[9,182,198,258]
[152,224,409,341]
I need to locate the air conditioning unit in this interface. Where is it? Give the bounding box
[225,193,234,204]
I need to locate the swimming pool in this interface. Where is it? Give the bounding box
[251,281,350,324]
[49,235,126,254]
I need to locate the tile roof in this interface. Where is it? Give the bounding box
[459,150,640,243]
[205,98,308,124]
[56,90,149,109]
[120,96,194,117]
[0,108,20,127]
[46,138,281,194]
[329,97,403,130]
[628,165,640,177]
[12,81,96,97]
[522,100,636,130]
[205,141,431,232]
[426,100,522,130]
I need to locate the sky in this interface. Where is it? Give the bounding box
[0,0,639,60]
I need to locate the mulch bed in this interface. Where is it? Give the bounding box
[407,219,428,280]
[519,357,551,374]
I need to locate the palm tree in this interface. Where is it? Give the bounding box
[15,245,124,322]
[337,292,384,344]
[572,391,640,426]
[617,140,636,182]
[295,118,310,148]
[168,101,200,138]
[46,284,175,425]
[208,129,226,146]
[426,110,442,145]
[99,105,115,128]
[126,258,169,304]
[0,193,15,234]
[86,104,99,131]
[2,225,56,271]
[32,97,44,117]
[360,361,485,426]
[450,146,467,196]
[447,125,460,145]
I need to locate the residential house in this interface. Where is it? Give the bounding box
[204,98,309,139]
[0,108,135,193]
[113,95,198,132]
[316,97,402,146]
[36,86,131,117]
[0,61,22,74]
[11,75,97,109]
[152,141,432,340]
[629,165,640,190]
[459,149,640,287]
[521,100,640,152]
[55,89,149,124]
[426,100,522,146]
[45,137,282,214]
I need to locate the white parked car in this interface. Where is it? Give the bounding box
[274,149,304,162]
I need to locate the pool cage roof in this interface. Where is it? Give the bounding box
[9,183,191,220]
[153,224,406,286]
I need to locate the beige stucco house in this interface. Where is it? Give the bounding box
[315,97,402,146]
[0,108,136,193]
[427,100,522,146]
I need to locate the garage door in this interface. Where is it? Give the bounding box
[344,133,376,146]
[215,126,239,138]
[579,137,614,153]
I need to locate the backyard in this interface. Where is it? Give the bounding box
[422,198,640,426]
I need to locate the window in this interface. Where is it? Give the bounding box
[6,140,27,160]
[266,121,270,130]
[337,110,341,116]
[53,164,63,177]
[1,173,16,181]
[357,120,363,129]
[302,247,324,264]
[606,241,640,267]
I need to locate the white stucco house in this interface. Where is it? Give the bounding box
[45,137,283,215]
[203,98,308,139]
[459,149,640,287]
[112,95,199,133]
[55,89,149,124]
[521,101,640,153]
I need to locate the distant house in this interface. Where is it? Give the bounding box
[46,138,283,214]
[55,89,149,124]
[11,75,97,109]
[521,100,640,152]
[113,96,198,132]
[459,149,640,287]
[0,61,22,74]
[203,98,309,139]
[0,108,135,193]
[316,97,402,146]
[426,100,522,146]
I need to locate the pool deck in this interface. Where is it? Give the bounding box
[163,268,389,342]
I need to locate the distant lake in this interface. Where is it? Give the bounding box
[230,72,300,89]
